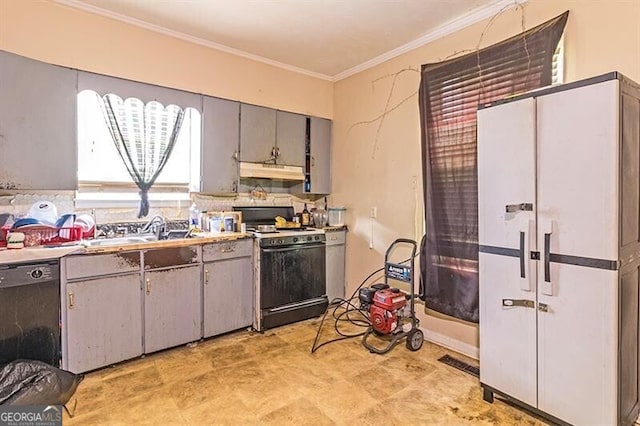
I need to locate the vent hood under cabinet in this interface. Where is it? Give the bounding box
[239,162,305,181]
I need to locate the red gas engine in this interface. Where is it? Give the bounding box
[359,284,408,334]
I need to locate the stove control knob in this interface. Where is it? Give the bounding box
[314,236,320,241]
[293,237,298,243]
[31,269,43,279]
[279,239,285,244]
[307,236,312,241]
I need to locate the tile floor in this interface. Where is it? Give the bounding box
[63,317,546,425]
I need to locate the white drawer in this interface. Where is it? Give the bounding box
[325,230,346,246]
[65,252,141,280]
[202,239,252,262]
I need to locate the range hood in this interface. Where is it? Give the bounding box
[239,162,305,181]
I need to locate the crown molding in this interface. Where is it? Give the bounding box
[54,0,527,83]
[333,0,528,81]
[52,0,334,81]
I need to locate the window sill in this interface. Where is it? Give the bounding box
[75,192,190,209]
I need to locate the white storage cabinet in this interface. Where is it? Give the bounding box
[478,73,640,425]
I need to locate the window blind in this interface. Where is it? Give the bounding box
[418,12,568,322]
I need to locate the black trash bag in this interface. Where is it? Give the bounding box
[0,359,84,406]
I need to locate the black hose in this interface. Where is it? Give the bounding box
[310,238,425,354]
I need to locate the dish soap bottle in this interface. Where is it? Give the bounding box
[189,203,200,230]
[302,203,310,226]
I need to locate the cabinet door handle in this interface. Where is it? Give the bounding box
[146,278,151,295]
[221,246,235,253]
[311,156,315,167]
[519,231,526,279]
[538,303,549,312]
[541,221,555,296]
[232,150,239,161]
[502,299,534,308]
[68,292,74,309]
[205,269,209,285]
[544,232,551,283]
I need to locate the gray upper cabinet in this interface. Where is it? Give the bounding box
[239,104,305,167]
[275,111,305,167]
[0,50,77,190]
[309,117,332,194]
[240,104,276,163]
[201,96,240,193]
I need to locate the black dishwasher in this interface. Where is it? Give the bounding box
[0,260,61,367]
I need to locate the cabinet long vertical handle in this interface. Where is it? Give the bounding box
[145,278,151,295]
[544,232,551,283]
[68,292,74,309]
[205,269,209,285]
[519,231,526,279]
[541,223,554,296]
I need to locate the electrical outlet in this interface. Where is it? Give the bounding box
[370,207,377,218]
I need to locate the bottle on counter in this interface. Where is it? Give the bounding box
[301,203,310,226]
[189,203,200,230]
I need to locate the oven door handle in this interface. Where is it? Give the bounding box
[261,243,326,253]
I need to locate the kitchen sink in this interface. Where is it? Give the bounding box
[83,235,158,247]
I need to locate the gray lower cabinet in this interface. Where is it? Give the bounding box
[325,230,346,302]
[63,252,143,373]
[143,265,201,353]
[201,96,240,194]
[202,239,253,337]
[0,50,77,190]
[66,275,143,374]
[143,246,201,353]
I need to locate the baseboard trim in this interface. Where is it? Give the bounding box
[420,327,479,360]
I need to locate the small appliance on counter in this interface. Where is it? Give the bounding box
[328,207,346,227]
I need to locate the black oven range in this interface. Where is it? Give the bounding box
[233,206,328,331]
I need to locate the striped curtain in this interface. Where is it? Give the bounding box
[100,94,185,218]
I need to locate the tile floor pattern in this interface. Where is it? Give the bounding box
[63,317,547,425]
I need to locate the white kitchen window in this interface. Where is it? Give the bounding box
[76,90,201,207]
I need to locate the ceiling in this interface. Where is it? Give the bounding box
[56,0,519,81]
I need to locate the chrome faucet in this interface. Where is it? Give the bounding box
[140,215,167,238]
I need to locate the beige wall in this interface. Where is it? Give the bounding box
[332,0,640,355]
[0,0,333,118]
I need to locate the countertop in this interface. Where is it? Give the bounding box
[0,232,251,265]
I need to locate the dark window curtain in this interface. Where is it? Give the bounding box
[418,12,568,322]
[99,94,185,218]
